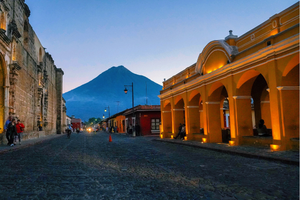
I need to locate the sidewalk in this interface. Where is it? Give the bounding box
[153,138,299,166]
[0,133,65,154]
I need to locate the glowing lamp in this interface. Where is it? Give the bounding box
[270,144,280,151]
[171,135,174,139]
[229,141,235,146]
[160,134,163,139]
[124,88,128,94]
[184,136,187,140]
[202,138,207,143]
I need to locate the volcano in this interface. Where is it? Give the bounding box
[63,66,162,121]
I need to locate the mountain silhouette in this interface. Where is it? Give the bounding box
[63,66,162,121]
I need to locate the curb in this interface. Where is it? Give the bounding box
[0,134,65,154]
[153,139,299,166]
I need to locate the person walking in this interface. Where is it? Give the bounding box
[66,124,72,138]
[7,118,17,146]
[15,119,25,145]
[174,123,182,139]
[4,116,12,145]
[180,124,186,140]
[135,124,141,136]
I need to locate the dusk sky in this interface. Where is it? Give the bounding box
[25,0,297,93]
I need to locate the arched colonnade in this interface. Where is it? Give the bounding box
[160,54,299,150]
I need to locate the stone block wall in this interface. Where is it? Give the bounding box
[0,0,64,142]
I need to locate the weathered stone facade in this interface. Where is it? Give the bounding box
[0,0,64,143]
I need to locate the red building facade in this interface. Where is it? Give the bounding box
[123,105,161,136]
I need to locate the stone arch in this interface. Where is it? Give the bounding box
[173,95,185,134]
[188,90,202,134]
[162,99,172,135]
[207,82,230,143]
[251,75,271,131]
[282,54,299,78]
[208,82,228,102]
[236,71,272,136]
[195,40,237,75]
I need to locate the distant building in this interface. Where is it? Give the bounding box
[0,0,65,142]
[159,3,299,151]
[71,118,82,132]
[109,105,161,136]
[66,115,71,126]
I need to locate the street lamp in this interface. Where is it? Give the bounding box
[104,106,110,117]
[124,82,135,136]
[102,114,105,119]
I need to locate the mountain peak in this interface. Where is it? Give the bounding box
[63,65,162,120]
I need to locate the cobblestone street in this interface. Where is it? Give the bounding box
[0,131,298,200]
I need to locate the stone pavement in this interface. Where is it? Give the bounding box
[0,133,64,154]
[152,138,299,166]
[0,131,298,199]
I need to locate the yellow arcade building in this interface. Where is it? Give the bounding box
[159,2,299,151]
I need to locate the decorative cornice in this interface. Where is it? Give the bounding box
[187,106,199,108]
[205,102,220,104]
[173,109,184,111]
[233,96,252,99]
[277,86,300,91]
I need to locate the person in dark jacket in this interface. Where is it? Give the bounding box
[4,116,12,145]
[174,123,182,139]
[135,124,141,136]
[7,118,17,146]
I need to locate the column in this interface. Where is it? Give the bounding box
[206,102,222,143]
[277,86,299,150]
[232,96,253,145]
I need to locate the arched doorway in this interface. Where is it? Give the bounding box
[207,82,230,143]
[188,91,203,134]
[162,100,172,137]
[236,71,272,138]
[173,96,185,137]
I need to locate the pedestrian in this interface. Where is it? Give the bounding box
[7,118,17,146]
[15,119,25,145]
[135,124,141,136]
[106,126,108,132]
[4,116,12,145]
[180,124,186,140]
[174,123,182,139]
[128,124,133,134]
[66,124,72,138]
[257,119,268,136]
[114,125,118,133]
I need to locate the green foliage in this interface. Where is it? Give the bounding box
[87,117,102,125]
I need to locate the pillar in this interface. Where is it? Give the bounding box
[232,96,253,145]
[277,86,299,150]
[206,102,222,143]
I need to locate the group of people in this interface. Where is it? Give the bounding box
[4,116,25,146]
[174,123,186,140]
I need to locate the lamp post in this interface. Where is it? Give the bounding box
[104,106,110,117]
[124,82,135,136]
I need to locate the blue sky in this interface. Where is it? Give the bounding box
[25,0,298,93]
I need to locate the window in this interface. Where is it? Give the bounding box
[151,119,160,130]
